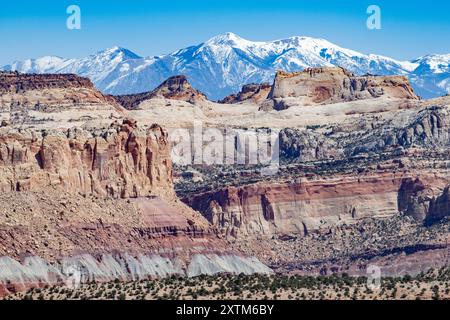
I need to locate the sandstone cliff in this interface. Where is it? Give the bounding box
[0,119,173,198]
[219,83,271,104]
[0,119,271,296]
[0,72,95,94]
[261,67,419,110]
[184,170,450,238]
[0,72,124,129]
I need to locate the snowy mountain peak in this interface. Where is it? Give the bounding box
[210,32,239,40]
[94,46,142,60]
[412,54,450,73]
[3,56,68,74]
[205,32,249,46]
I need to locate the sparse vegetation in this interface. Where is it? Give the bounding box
[4,269,450,301]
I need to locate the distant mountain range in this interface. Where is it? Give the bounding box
[3,32,450,100]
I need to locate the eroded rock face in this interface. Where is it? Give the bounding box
[349,105,450,157]
[279,128,342,161]
[398,178,431,221]
[0,71,124,129]
[261,67,419,110]
[0,72,117,108]
[0,119,173,199]
[0,72,273,297]
[385,106,448,148]
[114,75,207,109]
[184,172,450,238]
[0,189,271,296]
[219,83,271,104]
[427,187,450,224]
[0,120,271,296]
[0,72,95,94]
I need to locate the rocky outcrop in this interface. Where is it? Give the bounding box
[427,187,450,223]
[0,71,124,129]
[0,190,271,296]
[0,72,95,94]
[0,118,272,296]
[0,71,274,297]
[219,83,271,104]
[0,71,115,108]
[261,67,419,110]
[114,75,207,109]
[351,105,450,156]
[397,178,431,221]
[383,106,449,148]
[399,178,450,224]
[279,128,342,161]
[0,119,173,199]
[184,171,450,238]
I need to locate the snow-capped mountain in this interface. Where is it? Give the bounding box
[2,32,449,100]
[408,54,450,98]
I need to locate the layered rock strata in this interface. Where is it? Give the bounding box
[261,67,419,110]
[184,171,450,238]
[0,121,271,296]
[0,72,271,297]
[0,119,173,198]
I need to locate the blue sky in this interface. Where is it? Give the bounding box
[0,0,449,65]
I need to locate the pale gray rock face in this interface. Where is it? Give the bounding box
[351,105,450,155]
[0,253,271,295]
[279,128,342,161]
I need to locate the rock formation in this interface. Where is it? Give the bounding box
[0,71,118,107]
[114,75,207,109]
[2,67,450,297]
[0,71,95,94]
[0,73,271,297]
[279,128,342,161]
[261,67,419,110]
[428,187,450,224]
[183,171,450,238]
[0,119,173,199]
[219,83,271,104]
[0,71,124,129]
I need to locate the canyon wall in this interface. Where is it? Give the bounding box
[0,72,95,94]
[0,120,271,296]
[0,119,173,199]
[184,171,450,238]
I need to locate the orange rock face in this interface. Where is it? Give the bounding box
[0,120,173,199]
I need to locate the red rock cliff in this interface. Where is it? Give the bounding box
[184,171,450,238]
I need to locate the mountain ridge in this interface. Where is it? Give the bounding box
[3,32,449,100]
